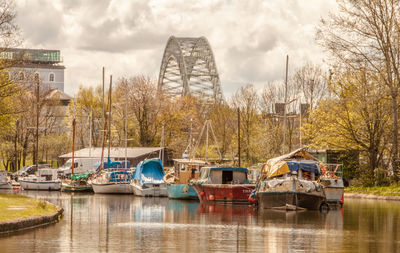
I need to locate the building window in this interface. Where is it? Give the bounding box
[18,72,24,81]
[49,73,54,82]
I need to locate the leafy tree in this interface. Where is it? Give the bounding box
[303,70,390,185]
[317,0,400,179]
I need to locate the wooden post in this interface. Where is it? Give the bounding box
[238,108,241,167]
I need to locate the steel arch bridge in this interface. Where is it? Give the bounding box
[157,36,223,101]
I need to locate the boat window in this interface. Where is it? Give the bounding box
[180,164,186,172]
[222,170,233,184]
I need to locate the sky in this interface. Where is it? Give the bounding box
[15,0,338,97]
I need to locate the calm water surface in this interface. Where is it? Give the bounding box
[0,190,399,252]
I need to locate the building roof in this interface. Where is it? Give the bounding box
[59,147,164,159]
[46,89,72,101]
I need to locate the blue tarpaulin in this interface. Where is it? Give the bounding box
[286,161,321,176]
[132,158,165,185]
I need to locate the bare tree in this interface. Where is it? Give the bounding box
[317,0,400,179]
[232,84,260,164]
[292,62,329,110]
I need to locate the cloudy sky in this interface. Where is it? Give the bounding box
[15,0,338,97]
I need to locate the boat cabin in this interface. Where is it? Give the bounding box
[37,169,58,181]
[197,167,250,185]
[173,159,206,184]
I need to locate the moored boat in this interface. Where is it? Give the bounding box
[255,148,326,211]
[320,164,344,206]
[19,168,61,191]
[131,158,167,197]
[91,161,133,194]
[190,166,255,203]
[0,171,12,189]
[164,159,206,200]
[61,173,93,192]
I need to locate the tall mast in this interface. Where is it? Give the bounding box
[124,79,128,170]
[35,79,39,171]
[237,108,241,167]
[282,55,289,154]
[71,98,76,175]
[205,120,209,162]
[89,110,92,158]
[107,75,112,162]
[100,67,106,170]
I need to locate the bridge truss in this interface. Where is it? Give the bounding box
[158,36,223,101]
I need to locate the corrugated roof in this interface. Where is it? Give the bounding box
[59,147,164,159]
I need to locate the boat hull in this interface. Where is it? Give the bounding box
[321,179,344,204]
[92,183,133,194]
[131,183,168,197]
[19,180,61,191]
[0,182,12,189]
[61,183,93,192]
[192,184,255,203]
[167,184,198,200]
[257,191,325,210]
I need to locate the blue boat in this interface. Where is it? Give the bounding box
[130,158,168,197]
[166,183,198,199]
[164,158,207,200]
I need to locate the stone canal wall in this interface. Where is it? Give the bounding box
[0,202,63,234]
[345,193,400,201]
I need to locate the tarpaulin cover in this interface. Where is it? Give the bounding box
[132,158,165,185]
[95,160,130,172]
[191,167,249,185]
[106,170,132,183]
[262,148,321,178]
[71,173,90,180]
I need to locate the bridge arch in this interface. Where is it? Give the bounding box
[158,36,223,101]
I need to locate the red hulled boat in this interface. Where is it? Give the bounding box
[190,167,255,203]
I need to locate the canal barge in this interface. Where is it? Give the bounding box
[191,166,255,203]
[131,158,167,197]
[255,148,326,210]
[164,158,206,200]
[19,168,61,191]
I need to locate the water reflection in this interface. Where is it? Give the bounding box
[0,190,399,252]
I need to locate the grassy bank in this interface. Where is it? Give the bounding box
[0,193,58,222]
[345,185,400,196]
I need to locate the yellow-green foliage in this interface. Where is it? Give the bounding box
[0,193,58,222]
[345,185,400,196]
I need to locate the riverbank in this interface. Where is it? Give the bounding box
[0,193,63,233]
[345,185,400,201]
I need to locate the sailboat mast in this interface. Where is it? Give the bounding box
[89,110,92,159]
[124,79,128,170]
[107,75,112,161]
[71,99,76,175]
[100,67,106,170]
[205,120,209,163]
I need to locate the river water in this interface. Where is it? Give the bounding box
[0,190,399,252]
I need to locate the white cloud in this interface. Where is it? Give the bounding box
[15,0,337,97]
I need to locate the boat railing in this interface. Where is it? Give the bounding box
[320,163,343,179]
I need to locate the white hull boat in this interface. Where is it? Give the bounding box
[131,181,168,197]
[19,168,61,191]
[92,182,132,194]
[19,180,61,191]
[0,172,12,189]
[0,181,12,189]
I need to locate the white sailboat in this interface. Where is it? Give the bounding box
[91,75,133,194]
